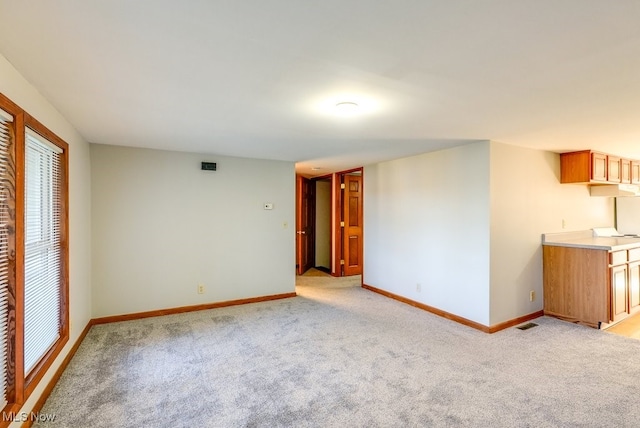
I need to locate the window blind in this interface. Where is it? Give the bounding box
[24,129,63,375]
[0,108,13,407]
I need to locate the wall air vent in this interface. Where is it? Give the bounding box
[201,162,217,171]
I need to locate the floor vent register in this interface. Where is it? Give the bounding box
[516,322,538,331]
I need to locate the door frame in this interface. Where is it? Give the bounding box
[295,175,315,275]
[332,167,363,277]
[340,171,363,276]
[296,167,364,277]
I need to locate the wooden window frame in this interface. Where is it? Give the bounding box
[0,92,69,425]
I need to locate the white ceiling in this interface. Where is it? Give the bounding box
[1,1,640,177]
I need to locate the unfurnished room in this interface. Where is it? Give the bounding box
[1,1,640,427]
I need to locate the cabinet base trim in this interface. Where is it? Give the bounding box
[362,283,543,333]
[543,311,601,329]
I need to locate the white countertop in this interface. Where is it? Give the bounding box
[542,230,640,251]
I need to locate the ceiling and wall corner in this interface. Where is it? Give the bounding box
[1,1,640,177]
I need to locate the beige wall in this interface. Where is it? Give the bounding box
[364,140,615,329]
[488,141,614,325]
[91,144,296,317]
[364,142,492,325]
[0,53,93,423]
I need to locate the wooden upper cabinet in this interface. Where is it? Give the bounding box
[621,158,631,184]
[560,151,592,183]
[632,161,640,184]
[607,155,621,183]
[560,150,605,183]
[592,152,608,182]
[560,150,638,184]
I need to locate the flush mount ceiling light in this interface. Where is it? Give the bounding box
[335,101,359,115]
[310,94,381,118]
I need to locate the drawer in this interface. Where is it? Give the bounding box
[610,250,628,266]
[629,247,640,262]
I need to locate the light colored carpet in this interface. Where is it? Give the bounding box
[296,268,361,288]
[34,280,640,427]
[300,268,332,277]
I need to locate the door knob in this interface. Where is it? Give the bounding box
[297,231,306,234]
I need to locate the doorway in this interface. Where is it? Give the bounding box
[339,170,363,277]
[295,175,315,275]
[315,177,332,273]
[296,168,363,277]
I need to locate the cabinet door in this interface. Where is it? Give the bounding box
[632,161,640,184]
[591,152,608,182]
[629,261,640,312]
[611,264,629,321]
[607,156,621,183]
[621,159,631,184]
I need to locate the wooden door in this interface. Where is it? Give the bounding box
[610,264,628,322]
[342,174,363,276]
[296,175,315,275]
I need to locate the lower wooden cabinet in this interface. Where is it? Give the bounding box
[629,261,640,312]
[543,244,640,328]
[611,264,628,322]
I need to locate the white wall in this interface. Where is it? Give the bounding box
[488,141,614,325]
[91,144,295,317]
[364,140,616,329]
[315,180,331,269]
[364,142,492,325]
[0,53,92,423]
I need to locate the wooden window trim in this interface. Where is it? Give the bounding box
[0,93,70,425]
[22,113,69,399]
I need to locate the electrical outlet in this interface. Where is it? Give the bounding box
[416,283,422,292]
[198,284,205,294]
[562,219,566,229]
[530,290,535,302]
